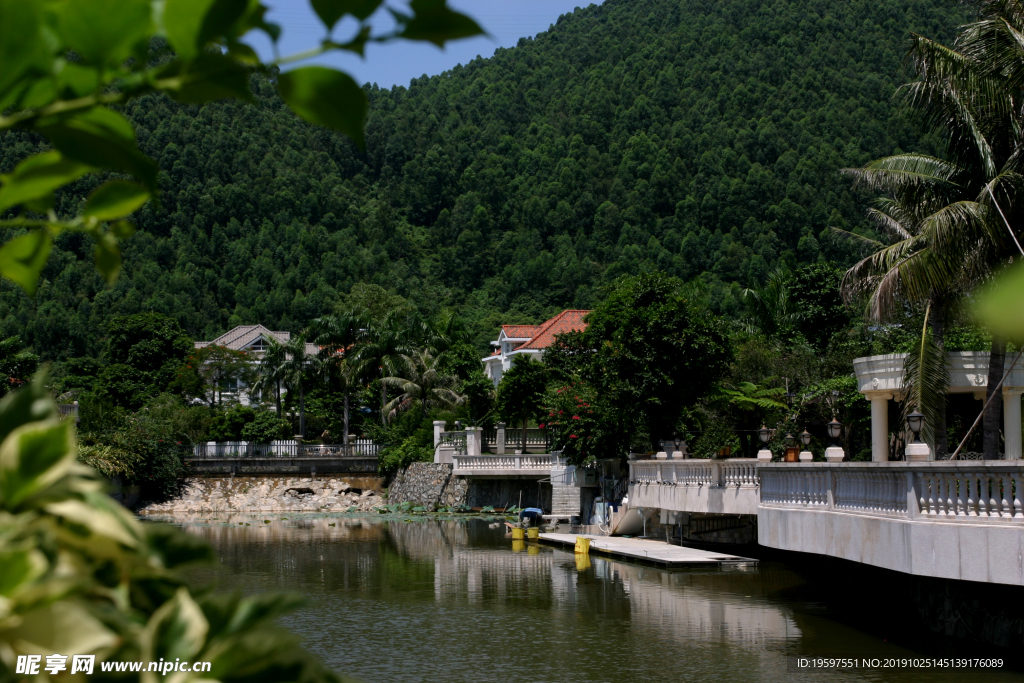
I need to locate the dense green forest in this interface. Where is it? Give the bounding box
[0,0,967,361]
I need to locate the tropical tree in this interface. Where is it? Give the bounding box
[741,269,803,340]
[837,159,967,456]
[253,336,289,415]
[495,355,549,452]
[383,349,465,421]
[357,310,414,424]
[837,0,1024,458]
[279,335,315,439]
[716,382,788,457]
[309,312,366,448]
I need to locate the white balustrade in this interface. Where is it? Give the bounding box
[452,453,562,473]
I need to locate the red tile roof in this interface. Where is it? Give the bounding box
[516,310,590,350]
[501,324,542,339]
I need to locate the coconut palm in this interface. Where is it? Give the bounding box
[839,0,1024,457]
[740,269,803,340]
[252,337,288,415]
[357,309,416,424]
[382,350,465,420]
[837,156,969,457]
[309,312,366,449]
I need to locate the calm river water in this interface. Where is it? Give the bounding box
[163,513,1023,683]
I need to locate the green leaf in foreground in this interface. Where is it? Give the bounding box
[164,0,249,61]
[0,151,92,214]
[93,231,122,284]
[57,0,152,67]
[0,230,52,295]
[278,67,366,147]
[311,0,383,30]
[975,261,1024,341]
[84,180,150,221]
[400,0,484,47]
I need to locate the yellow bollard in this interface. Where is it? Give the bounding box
[527,527,539,539]
[511,527,525,540]
[574,536,590,554]
[575,553,591,571]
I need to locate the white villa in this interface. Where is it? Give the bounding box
[481,310,590,385]
[194,324,317,406]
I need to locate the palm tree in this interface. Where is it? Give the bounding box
[839,0,1024,458]
[309,312,365,449]
[275,334,314,439]
[718,382,788,457]
[253,337,288,415]
[356,310,414,424]
[837,155,970,457]
[740,269,802,340]
[382,350,465,420]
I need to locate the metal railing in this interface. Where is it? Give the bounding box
[58,403,79,421]
[190,439,381,459]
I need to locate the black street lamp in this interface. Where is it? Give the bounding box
[907,410,924,443]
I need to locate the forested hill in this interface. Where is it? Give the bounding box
[0,0,966,360]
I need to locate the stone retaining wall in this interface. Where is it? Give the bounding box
[138,476,384,514]
[388,463,468,511]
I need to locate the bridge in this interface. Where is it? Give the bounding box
[629,459,1024,586]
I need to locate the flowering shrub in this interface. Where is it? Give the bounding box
[545,381,606,465]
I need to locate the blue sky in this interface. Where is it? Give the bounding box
[250,1,604,89]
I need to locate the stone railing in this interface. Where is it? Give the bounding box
[630,459,758,488]
[758,462,1024,585]
[452,453,565,475]
[190,440,381,459]
[628,459,761,516]
[759,462,1024,522]
[437,431,468,456]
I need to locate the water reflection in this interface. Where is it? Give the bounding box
[166,515,1021,683]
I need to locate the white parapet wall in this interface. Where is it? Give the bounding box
[758,462,1024,586]
[628,459,761,516]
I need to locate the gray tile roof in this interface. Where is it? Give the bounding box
[195,325,317,356]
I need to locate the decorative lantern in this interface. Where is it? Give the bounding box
[827,418,842,446]
[800,429,812,447]
[758,425,771,444]
[907,410,924,443]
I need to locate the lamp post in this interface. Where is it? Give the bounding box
[825,418,844,462]
[756,425,773,461]
[905,410,930,461]
[798,429,813,462]
[672,433,687,459]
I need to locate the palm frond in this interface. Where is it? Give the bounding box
[901,306,950,453]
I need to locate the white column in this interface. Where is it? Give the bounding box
[867,392,893,462]
[465,427,482,456]
[1003,388,1022,460]
[433,420,445,447]
[495,422,506,455]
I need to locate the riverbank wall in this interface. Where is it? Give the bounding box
[387,463,553,511]
[138,476,385,514]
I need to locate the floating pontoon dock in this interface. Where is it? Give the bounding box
[538,534,757,568]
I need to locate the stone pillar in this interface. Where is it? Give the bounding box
[824,446,845,463]
[905,442,930,461]
[1004,389,1022,460]
[798,450,813,462]
[496,422,506,455]
[465,427,482,456]
[756,448,773,461]
[433,420,446,447]
[867,392,893,462]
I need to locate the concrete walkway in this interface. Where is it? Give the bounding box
[538,533,757,567]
